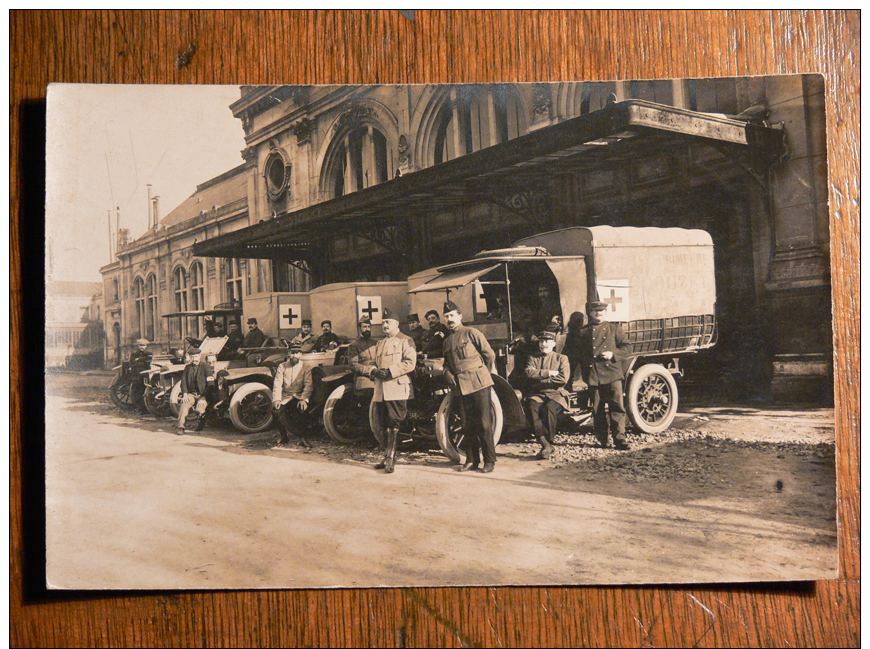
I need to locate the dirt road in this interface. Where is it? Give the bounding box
[44,373,837,589]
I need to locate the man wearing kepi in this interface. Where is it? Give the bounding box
[370,308,416,473]
[577,300,632,450]
[271,342,315,448]
[442,300,498,473]
[525,328,571,459]
[176,347,213,435]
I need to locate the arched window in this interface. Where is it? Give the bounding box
[134,277,147,339]
[146,274,158,341]
[326,126,390,199]
[434,87,526,165]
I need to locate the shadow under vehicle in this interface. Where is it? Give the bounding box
[401,225,718,462]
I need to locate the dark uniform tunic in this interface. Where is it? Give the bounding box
[312,331,341,352]
[177,361,213,430]
[576,321,632,440]
[347,336,379,389]
[243,326,268,349]
[442,324,498,465]
[420,322,450,357]
[525,351,571,445]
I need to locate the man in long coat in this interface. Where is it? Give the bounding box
[525,329,571,459]
[442,300,498,473]
[176,347,213,434]
[576,301,632,449]
[370,309,417,473]
[271,342,315,447]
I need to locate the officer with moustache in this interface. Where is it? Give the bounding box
[176,347,213,435]
[441,300,498,473]
[370,309,417,473]
[577,301,632,449]
[347,315,379,382]
[272,342,315,447]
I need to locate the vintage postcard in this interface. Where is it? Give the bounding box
[44,77,836,589]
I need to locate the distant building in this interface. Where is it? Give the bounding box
[45,280,104,369]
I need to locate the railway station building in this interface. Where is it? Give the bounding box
[103,77,832,403]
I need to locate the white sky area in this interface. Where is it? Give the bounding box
[45,84,245,283]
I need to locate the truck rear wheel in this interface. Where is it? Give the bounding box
[109,374,135,409]
[228,382,275,434]
[627,363,678,433]
[323,383,372,444]
[143,385,172,418]
[435,389,504,464]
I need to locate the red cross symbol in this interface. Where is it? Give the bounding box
[361,300,379,319]
[603,289,623,312]
[282,307,299,327]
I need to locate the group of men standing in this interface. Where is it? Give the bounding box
[172,294,634,471]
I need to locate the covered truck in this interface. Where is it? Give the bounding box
[407,225,717,461]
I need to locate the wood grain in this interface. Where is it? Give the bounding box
[11,10,859,647]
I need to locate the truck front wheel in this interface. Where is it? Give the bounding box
[627,363,678,434]
[435,389,504,464]
[324,383,372,444]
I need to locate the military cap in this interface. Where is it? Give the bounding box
[301,319,312,326]
[382,307,399,322]
[538,329,557,341]
[288,342,303,352]
[188,347,203,355]
[424,309,439,320]
[406,313,420,323]
[135,338,150,345]
[443,300,461,315]
[321,319,332,327]
[586,301,607,313]
[247,317,258,325]
[358,315,372,325]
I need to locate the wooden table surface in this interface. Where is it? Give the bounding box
[10,10,859,647]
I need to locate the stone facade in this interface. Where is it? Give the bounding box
[102,79,831,401]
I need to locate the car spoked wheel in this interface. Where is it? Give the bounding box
[627,363,678,434]
[324,384,372,444]
[228,382,274,434]
[435,389,503,464]
[143,385,172,418]
[109,375,135,409]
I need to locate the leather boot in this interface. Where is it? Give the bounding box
[384,426,398,473]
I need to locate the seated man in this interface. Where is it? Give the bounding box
[291,319,316,352]
[223,322,244,358]
[176,346,213,435]
[311,320,341,352]
[419,309,450,358]
[272,342,315,447]
[524,329,571,459]
[243,317,268,349]
[404,313,425,351]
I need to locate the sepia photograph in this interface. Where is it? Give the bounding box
[44,77,836,590]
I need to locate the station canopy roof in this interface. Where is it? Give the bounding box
[193,99,786,263]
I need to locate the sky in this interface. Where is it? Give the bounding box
[45,84,246,283]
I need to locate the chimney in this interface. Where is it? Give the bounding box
[146,184,153,229]
[152,196,160,229]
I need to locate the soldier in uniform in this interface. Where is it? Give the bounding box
[441,300,498,473]
[370,309,417,473]
[291,319,315,351]
[271,342,315,447]
[347,316,379,380]
[223,322,245,359]
[420,309,450,357]
[577,301,632,449]
[176,346,213,435]
[243,317,268,349]
[524,329,571,459]
[404,313,425,351]
[311,320,341,352]
[129,338,152,372]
